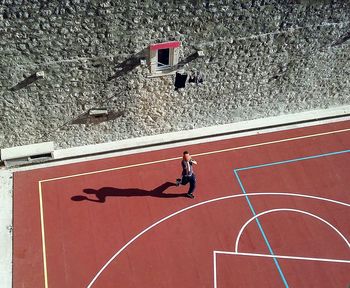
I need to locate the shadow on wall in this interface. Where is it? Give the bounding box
[331,31,350,47]
[9,71,45,91]
[177,51,200,68]
[107,49,146,81]
[71,182,186,203]
[70,109,125,125]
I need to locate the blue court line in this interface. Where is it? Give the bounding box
[233,148,350,287]
[236,149,350,172]
[234,170,289,288]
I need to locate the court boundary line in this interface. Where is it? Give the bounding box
[85,192,350,288]
[36,127,350,288]
[235,208,350,252]
[38,184,48,288]
[40,127,350,183]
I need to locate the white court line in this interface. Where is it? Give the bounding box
[214,251,350,264]
[86,192,350,288]
[38,184,48,288]
[213,251,217,288]
[213,251,350,288]
[41,127,350,183]
[235,208,350,253]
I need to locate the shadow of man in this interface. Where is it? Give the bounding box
[71,182,186,203]
[107,49,146,81]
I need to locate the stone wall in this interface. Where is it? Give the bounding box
[0,0,349,149]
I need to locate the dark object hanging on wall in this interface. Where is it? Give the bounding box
[188,71,204,84]
[174,72,188,90]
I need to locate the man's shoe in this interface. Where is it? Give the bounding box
[176,178,181,186]
[186,193,194,199]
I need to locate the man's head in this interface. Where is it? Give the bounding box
[183,151,190,161]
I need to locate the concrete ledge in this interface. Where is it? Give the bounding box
[0,171,13,288]
[1,141,54,160]
[54,105,350,160]
[1,142,54,167]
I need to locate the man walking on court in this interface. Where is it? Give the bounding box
[176,151,197,198]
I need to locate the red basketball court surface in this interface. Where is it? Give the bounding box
[13,120,350,287]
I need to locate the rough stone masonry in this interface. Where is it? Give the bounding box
[0,0,349,149]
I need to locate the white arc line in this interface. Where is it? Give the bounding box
[86,192,350,288]
[235,208,350,253]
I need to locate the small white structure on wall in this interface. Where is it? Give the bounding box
[148,41,181,77]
